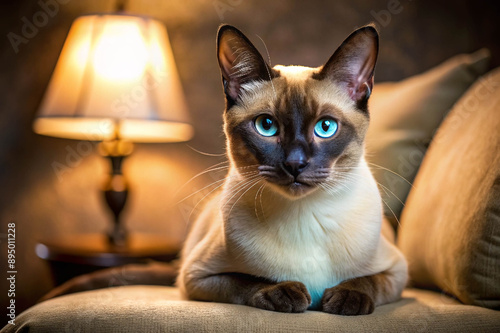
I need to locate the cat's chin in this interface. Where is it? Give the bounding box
[268,181,319,200]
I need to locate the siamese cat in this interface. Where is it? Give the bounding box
[42,24,407,316]
[177,24,408,315]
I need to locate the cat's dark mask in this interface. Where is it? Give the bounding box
[217,24,378,198]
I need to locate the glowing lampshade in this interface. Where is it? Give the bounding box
[33,14,193,143]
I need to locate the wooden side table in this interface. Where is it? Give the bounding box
[36,233,181,285]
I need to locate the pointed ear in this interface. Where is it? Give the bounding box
[316,25,379,105]
[217,25,276,106]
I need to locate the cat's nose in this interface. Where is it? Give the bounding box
[284,149,308,178]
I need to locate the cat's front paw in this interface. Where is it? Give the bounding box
[321,286,375,316]
[248,281,311,313]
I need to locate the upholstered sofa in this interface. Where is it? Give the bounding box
[2,51,499,332]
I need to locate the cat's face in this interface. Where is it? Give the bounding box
[217,25,378,198]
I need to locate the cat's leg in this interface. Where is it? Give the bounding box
[321,271,397,315]
[181,272,311,313]
[321,237,408,315]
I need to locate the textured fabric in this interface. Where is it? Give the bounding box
[366,49,491,229]
[398,68,500,309]
[1,286,499,333]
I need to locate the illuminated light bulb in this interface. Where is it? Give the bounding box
[93,22,148,81]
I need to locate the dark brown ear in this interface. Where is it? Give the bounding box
[315,25,379,107]
[217,25,276,107]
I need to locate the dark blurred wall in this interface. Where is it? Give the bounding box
[0,0,499,317]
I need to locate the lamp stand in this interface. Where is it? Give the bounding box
[100,139,133,248]
[103,155,128,247]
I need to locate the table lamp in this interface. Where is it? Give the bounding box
[33,13,193,247]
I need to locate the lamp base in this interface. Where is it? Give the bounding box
[108,223,127,248]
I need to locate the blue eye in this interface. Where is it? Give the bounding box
[254,115,278,137]
[314,118,338,138]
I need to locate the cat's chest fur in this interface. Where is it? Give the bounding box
[223,161,382,308]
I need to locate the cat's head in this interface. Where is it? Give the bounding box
[217,24,378,199]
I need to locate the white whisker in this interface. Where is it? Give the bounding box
[222,174,262,211]
[254,183,266,223]
[255,34,276,99]
[259,184,266,223]
[376,182,406,208]
[173,161,231,198]
[228,179,263,217]
[186,145,226,157]
[176,170,258,204]
[187,181,226,223]
[380,197,402,228]
[367,162,415,189]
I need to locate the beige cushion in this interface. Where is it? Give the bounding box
[366,49,491,228]
[398,68,500,309]
[2,286,499,332]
